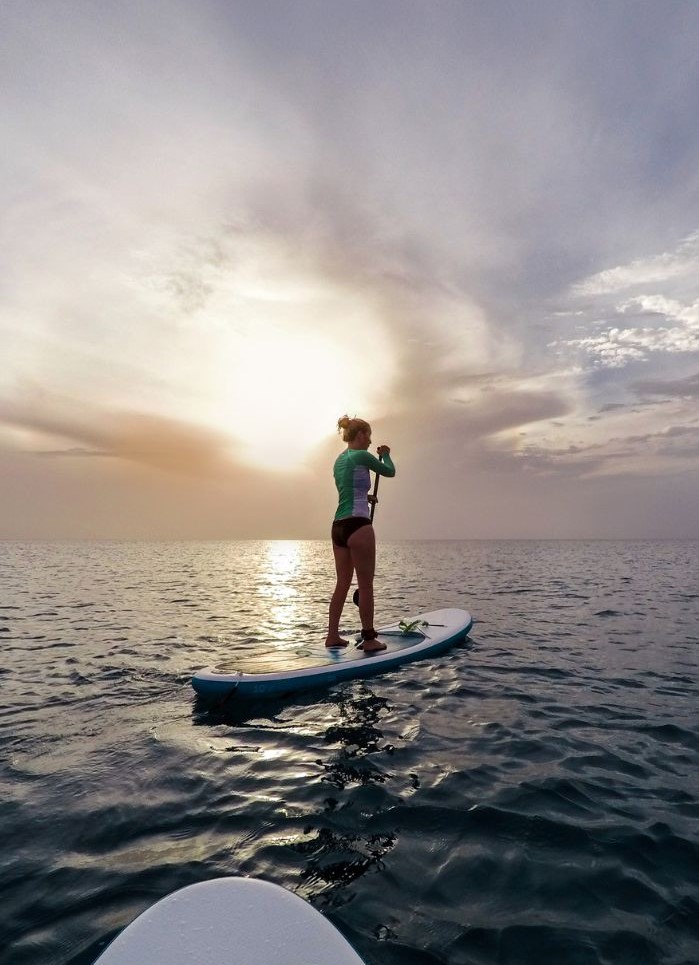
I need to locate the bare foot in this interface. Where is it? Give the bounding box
[325,637,350,648]
[359,639,387,653]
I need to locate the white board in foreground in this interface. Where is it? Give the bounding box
[94,877,365,965]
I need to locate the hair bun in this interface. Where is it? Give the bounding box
[337,414,370,442]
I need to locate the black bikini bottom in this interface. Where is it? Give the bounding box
[331,516,372,548]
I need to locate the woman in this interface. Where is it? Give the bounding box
[326,415,396,652]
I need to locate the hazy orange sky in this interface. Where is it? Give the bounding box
[2,1,699,539]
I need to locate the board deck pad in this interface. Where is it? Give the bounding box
[211,630,426,675]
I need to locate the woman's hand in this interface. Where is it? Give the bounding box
[376,444,391,457]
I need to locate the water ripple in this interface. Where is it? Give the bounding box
[0,539,698,964]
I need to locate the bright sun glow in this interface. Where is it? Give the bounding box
[226,330,350,469]
[204,250,395,471]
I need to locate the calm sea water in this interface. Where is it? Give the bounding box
[1,540,698,965]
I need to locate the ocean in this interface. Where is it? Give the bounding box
[1,539,698,965]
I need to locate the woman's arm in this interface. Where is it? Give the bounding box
[356,449,396,477]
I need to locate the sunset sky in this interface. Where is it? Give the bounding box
[2,1,699,539]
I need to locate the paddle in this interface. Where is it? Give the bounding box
[352,453,383,607]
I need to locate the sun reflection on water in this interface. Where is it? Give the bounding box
[256,541,308,644]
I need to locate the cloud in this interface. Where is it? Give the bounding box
[633,370,699,399]
[582,423,699,466]
[480,440,608,478]
[557,323,699,368]
[553,234,699,369]
[0,392,238,477]
[38,447,112,458]
[102,413,239,475]
[449,387,572,438]
[655,425,699,458]
[619,294,699,324]
[572,231,699,296]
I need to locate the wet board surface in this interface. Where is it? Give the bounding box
[192,608,473,699]
[93,877,365,964]
[213,628,428,675]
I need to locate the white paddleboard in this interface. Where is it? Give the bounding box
[192,607,473,699]
[93,877,364,964]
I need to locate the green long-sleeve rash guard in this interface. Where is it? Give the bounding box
[333,449,396,521]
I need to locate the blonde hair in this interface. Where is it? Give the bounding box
[337,414,371,443]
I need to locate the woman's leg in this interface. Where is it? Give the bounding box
[326,543,354,646]
[348,524,386,652]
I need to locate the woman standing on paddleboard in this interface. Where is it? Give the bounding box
[326,415,395,653]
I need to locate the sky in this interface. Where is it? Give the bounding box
[1,0,699,539]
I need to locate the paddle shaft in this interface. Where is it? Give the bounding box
[353,453,383,607]
[369,454,382,522]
